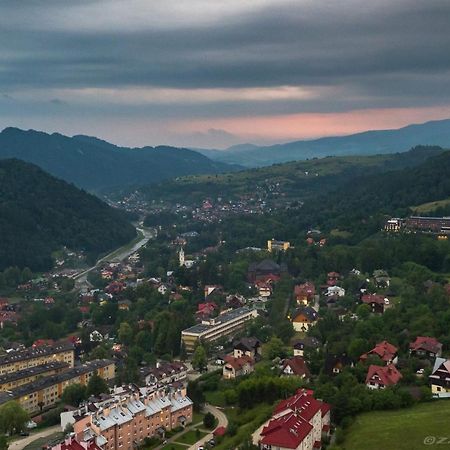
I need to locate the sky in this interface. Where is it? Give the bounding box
[1,0,450,149]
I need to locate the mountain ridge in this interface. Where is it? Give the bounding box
[0,128,238,191]
[195,118,450,167]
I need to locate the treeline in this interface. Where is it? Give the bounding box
[0,159,136,271]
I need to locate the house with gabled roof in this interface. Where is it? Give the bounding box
[360,341,398,366]
[291,306,318,332]
[281,356,310,380]
[361,294,388,314]
[294,282,316,305]
[222,355,254,379]
[253,389,330,450]
[409,336,442,360]
[365,364,402,390]
[429,357,450,398]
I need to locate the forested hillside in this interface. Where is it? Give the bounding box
[0,128,236,191]
[0,159,136,271]
[139,146,444,205]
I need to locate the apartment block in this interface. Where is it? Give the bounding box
[0,341,75,374]
[71,384,193,450]
[0,359,115,415]
[181,306,258,352]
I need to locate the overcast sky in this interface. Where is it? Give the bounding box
[1,0,449,148]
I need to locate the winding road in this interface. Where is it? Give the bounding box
[74,225,154,286]
[187,405,228,450]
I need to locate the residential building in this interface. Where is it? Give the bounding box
[293,337,320,357]
[267,239,291,252]
[0,341,74,375]
[429,358,450,398]
[281,356,310,380]
[254,389,330,450]
[248,260,287,283]
[181,307,258,352]
[294,282,315,305]
[384,218,404,232]
[409,336,443,359]
[291,306,318,332]
[365,364,402,390]
[360,341,398,365]
[71,384,193,450]
[361,294,388,314]
[233,337,261,359]
[325,286,345,297]
[324,354,353,375]
[0,361,69,391]
[140,362,187,386]
[223,355,254,379]
[0,359,115,414]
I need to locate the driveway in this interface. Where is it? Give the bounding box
[187,405,228,450]
[9,425,61,450]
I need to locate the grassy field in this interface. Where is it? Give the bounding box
[412,197,450,213]
[174,430,208,445]
[343,401,450,450]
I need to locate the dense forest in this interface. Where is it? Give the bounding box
[0,159,136,271]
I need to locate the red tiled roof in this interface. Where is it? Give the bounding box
[409,336,442,354]
[274,389,326,422]
[360,341,397,363]
[365,364,402,387]
[361,294,385,305]
[51,438,101,450]
[224,354,254,370]
[282,356,310,378]
[261,412,313,449]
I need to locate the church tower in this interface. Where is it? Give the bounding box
[179,247,185,267]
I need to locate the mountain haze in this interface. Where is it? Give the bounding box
[198,118,450,167]
[0,128,237,191]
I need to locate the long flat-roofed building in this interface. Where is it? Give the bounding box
[0,359,115,414]
[181,306,258,353]
[0,341,75,374]
[0,361,69,391]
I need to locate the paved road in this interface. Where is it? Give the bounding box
[74,226,154,285]
[9,425,61,450]
[187,405,228,450]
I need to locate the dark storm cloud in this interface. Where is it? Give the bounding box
[1,0,450,147]
[0,0,449,95]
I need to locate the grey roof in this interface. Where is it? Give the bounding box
[0,341,74,366]
[183,306,257,335]
[0,361,69,385]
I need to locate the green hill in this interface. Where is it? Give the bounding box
[140,146,444,205]
[0,159,136,271]
[0,128,237,191]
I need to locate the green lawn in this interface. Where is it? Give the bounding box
[161,443,189,450]
[174,430,208,445]
[23,433,64,450]
[193,411,205,425]
[204,390,227,407]
[343,401,450,450]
